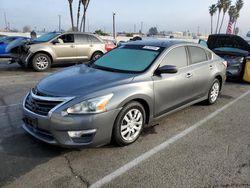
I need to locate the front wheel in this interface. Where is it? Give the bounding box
[32,53,51,72]
[113,102,145,146]
[206,79,220,105]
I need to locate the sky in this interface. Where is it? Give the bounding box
[0,0,249,35]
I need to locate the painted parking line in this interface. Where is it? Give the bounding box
[89,90,250,188]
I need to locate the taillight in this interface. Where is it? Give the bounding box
[222,61,227,67]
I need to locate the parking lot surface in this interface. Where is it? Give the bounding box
[0,60,250,188]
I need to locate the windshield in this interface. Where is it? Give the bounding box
[32,32,60,42]
[93,46,162,73]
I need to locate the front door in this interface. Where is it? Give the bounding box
[51,34,77,61]
[153,46,194,117]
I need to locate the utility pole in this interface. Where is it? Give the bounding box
[58,15,61,32]
[134,24,136,33]
[140,21,143,34]
[113,12,116,39]
[4,12,8,31]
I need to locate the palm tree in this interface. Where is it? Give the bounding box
[68,0,75,31]
[218,0,231,33]
[234,0,244,33]
[209,4,217,34]
[215,0,223,34]
[80,0,90,32]
[76,0,82,31]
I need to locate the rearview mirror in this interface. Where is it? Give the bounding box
[156,65,178,75]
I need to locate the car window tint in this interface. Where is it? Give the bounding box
[161,47,187,68]
[75,34,89,43]
[88,35,101,44]
[94,48,160,72]
[188,46,208,64]
[59,34,74,43]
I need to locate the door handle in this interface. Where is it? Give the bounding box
[70,45,75,48]
[209,65,214,70]
[186,73,193,78]
[89,44,93,47]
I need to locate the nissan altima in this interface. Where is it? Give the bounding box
[22,40,227,147]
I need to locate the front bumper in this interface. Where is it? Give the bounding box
[22,107,120,148]
[11,52,33,67]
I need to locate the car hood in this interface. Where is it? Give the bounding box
[6,39,43,53]
[37,65,135,96]
[207,34,250,52]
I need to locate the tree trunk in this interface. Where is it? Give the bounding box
[234,19,237,34]
[69,3,74,31]
[76,0,81,31]
[218,13,225,34]
[215,11,221,34]
[211,16,213,34]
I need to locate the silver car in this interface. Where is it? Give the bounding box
[22,40,227,147]
[8,32,106,71]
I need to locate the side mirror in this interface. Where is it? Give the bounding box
[156,65,178,75]
[198,39,208,48]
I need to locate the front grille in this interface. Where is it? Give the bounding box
[25,93,63,116]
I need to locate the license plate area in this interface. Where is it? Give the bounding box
[23,115,38,129]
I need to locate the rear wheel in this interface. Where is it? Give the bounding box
[91,52,103,61]
[32,53,51,72]
[113,102,145,146]
[206,79,220,105]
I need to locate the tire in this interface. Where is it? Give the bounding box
[91,52,103,61]
[206,79,220,105]
[31,53,51,72]
[113,101,146,146]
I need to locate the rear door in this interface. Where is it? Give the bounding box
[187,46,213,98]
[51,34,77,61]
[153,46,195,117]
[75,34,92,60]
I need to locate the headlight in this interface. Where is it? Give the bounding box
[66,94,113,114]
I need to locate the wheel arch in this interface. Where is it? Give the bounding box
[28,51,53,66]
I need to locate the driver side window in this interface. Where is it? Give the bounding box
[161,47,188,68]
[57,34,74,43]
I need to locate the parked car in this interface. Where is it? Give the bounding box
[103,39,116,52]
[0,36,29,58]
[7,32,106,71]
[22,40,226,148]
[0,34,7,39]
[199,34,250,81]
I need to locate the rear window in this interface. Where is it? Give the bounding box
[75,34,89,43]
[188,46,208,64]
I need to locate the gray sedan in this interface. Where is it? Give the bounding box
[22,40,227,147]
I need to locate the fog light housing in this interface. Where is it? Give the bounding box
[68,129,97,138]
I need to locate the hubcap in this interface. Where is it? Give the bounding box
[35,56,49,70]
[93,54,101,61]
[210,82,220,103]
[121,109,143,141]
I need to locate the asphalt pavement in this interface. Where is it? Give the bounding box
[0,60,249,188]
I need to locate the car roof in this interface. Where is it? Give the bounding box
[124,39,192,48]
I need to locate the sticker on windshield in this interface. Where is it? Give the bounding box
[143,46,160,51]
